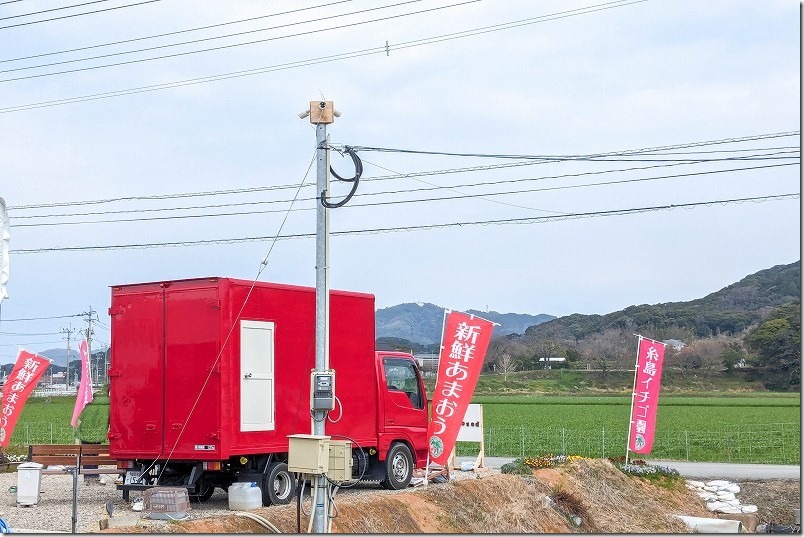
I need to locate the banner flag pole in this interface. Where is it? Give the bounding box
[425,307,450,488]
[625,334,642,465]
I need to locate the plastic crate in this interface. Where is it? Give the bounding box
[143,487,191,519]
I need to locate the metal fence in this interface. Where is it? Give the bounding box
[456,422,801,464]
[8,422,801,465]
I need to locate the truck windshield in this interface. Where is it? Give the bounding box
[383,357,424,409]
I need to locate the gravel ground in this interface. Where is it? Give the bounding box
[0,466,494,533]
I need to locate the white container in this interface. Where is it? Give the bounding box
[228,482,262,510]
[16,462,43,506]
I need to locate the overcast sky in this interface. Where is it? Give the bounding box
[0,0,799,361]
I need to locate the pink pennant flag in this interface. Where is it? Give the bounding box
[627,337,666,454]
[70,340,93,427]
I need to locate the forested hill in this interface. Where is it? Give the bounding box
[521,260,800,342]
[375,302,554,345]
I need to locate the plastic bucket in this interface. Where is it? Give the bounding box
[228,482,262,510]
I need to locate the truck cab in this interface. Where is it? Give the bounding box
[376,351,429,472]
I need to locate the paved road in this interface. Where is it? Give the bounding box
[456,456,800,480]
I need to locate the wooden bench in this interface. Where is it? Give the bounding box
[28,444,123,475]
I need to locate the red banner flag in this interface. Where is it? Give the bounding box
[0,349,50,447]
[627,337,666,454]
[70,340,93,427]
[427,310,494,465]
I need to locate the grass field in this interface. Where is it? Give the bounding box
[5,392,801,464]
[459,394,800,463]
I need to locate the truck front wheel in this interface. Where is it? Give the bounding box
[380,443,413,490]
[263,462,296,505]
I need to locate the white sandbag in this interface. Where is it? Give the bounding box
[707,501,728,512]
[724,499,741,506]
[716,492,736,501]
[704,486,718,492]
[723,484,740,493]
[715,505,743,514]
[740,505,758,513]
[706,480,731,487]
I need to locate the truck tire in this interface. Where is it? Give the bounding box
[380,443,413,490]
[190,483,215,503]
[263,462,296,505]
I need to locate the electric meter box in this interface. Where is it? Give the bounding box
[311,370,335,411]
[287,434,330,474]
[326,440,353,482]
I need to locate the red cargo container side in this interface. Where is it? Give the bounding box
[109,277,427,503]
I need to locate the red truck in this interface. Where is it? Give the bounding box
[107,277,429,504]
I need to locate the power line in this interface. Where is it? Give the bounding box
[0,0,116,21]
[17,153,794,220]
[0,0,427,74]
[0,0,646,112]
[338,142,799,161]
[0,314,84,321]
[11,193,799,254]
[0,0,479,82]
[0,0,162,30]
[7,131,799,210]
[0,331,62,336]
[0,0,353,63]
[8,162,799,228]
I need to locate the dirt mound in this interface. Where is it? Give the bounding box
[101,459,731,533]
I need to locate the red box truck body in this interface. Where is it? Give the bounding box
[108,277,429,504]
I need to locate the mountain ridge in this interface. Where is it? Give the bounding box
[375,302,554,345]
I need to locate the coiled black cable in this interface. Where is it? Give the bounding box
[321,145,362,208]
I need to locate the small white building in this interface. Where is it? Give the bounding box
[662,339,686,351]
[538,357,566,369]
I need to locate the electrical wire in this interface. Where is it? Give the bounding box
[0,0,162,31]
[0,0,118,21]
[7,132,799,210]
[11,193,796,255]
[0,0,354,64]
[0,0,425,73]
[0,0,648,112]
[322,145,362,208]
[9,161,799,227]
[7,148,799,219]
[0,0,478,82]
[152,151,317,485]
[0,314,84,321]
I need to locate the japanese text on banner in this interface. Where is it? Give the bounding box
[628,337,666,454]
[427,311,494,465]
[0,349,50,447]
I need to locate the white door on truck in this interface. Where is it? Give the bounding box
[240,320,276,431]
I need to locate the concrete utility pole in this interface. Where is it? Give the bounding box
[81,307,95,388]
[61,325,75,387]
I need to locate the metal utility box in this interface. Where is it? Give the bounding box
[287,434,330,475]
[16,462,43,506]
[327,440,353,482]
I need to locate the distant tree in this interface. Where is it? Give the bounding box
[744,301,801,390]
[666,347,702,378]
[720,342,747,372]
[498,353,517,382]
